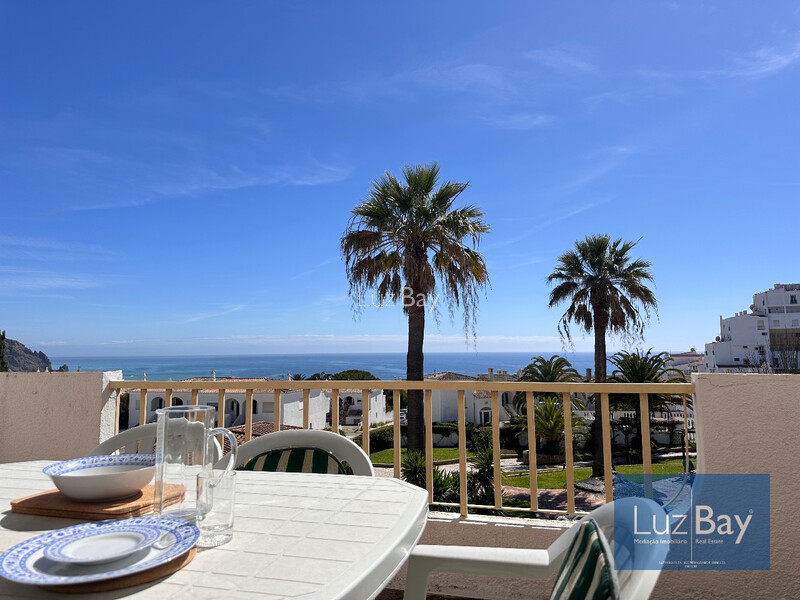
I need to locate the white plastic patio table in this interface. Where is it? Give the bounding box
[0,460,429,600]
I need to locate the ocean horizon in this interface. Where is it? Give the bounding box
[50,351,598,382]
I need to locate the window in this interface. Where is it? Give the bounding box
[793,319,800,327]
[773,320,780,327]
[757,320,765,330]
[734,358,740,362]
[742,345,748,348]
[791,295,797,305]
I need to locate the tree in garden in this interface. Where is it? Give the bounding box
[547,234,657,477]
[0,330,8,372]
[531,396,588,455]
[607,349,687,458]
[513,354,580,415]
[341,162,490,454]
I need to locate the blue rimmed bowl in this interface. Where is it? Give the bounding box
[43,454,156,502]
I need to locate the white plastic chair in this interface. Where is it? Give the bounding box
[89,424,159,456]
[214,429,375,476]
[403,497,669,600]
[90,423,223,462]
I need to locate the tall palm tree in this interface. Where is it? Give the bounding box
[512,354,581,415]
[341,162,490,454]
[547,234,656,477]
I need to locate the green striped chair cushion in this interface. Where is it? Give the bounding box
[550,518,620,600]
[239,447,354,475]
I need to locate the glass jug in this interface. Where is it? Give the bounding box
[154,405,238,521]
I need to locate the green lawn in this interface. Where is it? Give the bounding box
[503,468,592,490]
[369,447,464,464]
[502,459,686,490]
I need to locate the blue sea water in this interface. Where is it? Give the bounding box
[50,352,596,382]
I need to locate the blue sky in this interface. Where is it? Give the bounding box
[2,2,799,357]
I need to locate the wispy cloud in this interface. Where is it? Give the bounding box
[183,305,246,323]
[403,63,520,100]
[0,236,113,261]
[273,162,354,186]
[0,267,99,294]
[552,145,640,195]
[481,112,553,130]
[59,156,354,211]
[267,61,529,106]
[540,198,611,228]
[721,37,800,79]
[525,47,598,76]
[640,35,800,83]
[490,256,549,272]
[291,258,340,281]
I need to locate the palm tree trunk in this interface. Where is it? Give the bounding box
[592,320,607,478]
[406,306,425,455]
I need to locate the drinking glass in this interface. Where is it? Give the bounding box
[196,469,236,547]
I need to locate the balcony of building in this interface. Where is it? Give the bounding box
[0,371,796,599]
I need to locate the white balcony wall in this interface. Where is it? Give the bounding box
[0,371,120,463]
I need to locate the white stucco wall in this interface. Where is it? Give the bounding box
[0,370,120,463]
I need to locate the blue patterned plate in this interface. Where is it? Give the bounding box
[0,517,199,586]
[42,521,164,565]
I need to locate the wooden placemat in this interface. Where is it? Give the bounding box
[10,484,185,520]
[40,546,196,594]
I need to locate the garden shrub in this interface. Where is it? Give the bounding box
[354,424,405,452]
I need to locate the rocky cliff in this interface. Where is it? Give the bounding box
[3,338,67,372]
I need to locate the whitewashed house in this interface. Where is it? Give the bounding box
[705,283,800,372]
[125,378,329,430]
[424,368,516,426]
[337,389,390,426]
[123,377,388,431]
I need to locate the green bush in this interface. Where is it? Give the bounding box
[354,424,405,452]
[401,450,460,506]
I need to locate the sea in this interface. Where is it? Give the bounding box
[49,352,596,382]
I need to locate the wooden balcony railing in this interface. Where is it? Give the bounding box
[108,379,695,517]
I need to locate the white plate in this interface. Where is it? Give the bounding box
[0,517,198,586]
[43,454,156,502]
[42,521,164,565]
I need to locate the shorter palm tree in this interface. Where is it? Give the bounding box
[607,349,687,459]
[531,396,588,455]
[513,355,581,415]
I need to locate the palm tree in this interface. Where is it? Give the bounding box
[341,163,490,454]
[532,396,587,454]
[547,234,656,477]
[607,349,687,457]
[512,354,581,415]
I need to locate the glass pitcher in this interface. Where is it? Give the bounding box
[154,405,238,521]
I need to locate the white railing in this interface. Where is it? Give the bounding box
[108,379,695,516]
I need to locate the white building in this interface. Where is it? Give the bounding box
[705,283,800,372]
[123,377,387,431]
[667,350,704,376]
[425,368,516,425]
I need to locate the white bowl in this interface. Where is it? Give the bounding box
[43,454,156,502]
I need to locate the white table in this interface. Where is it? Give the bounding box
[0,461,429,599]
